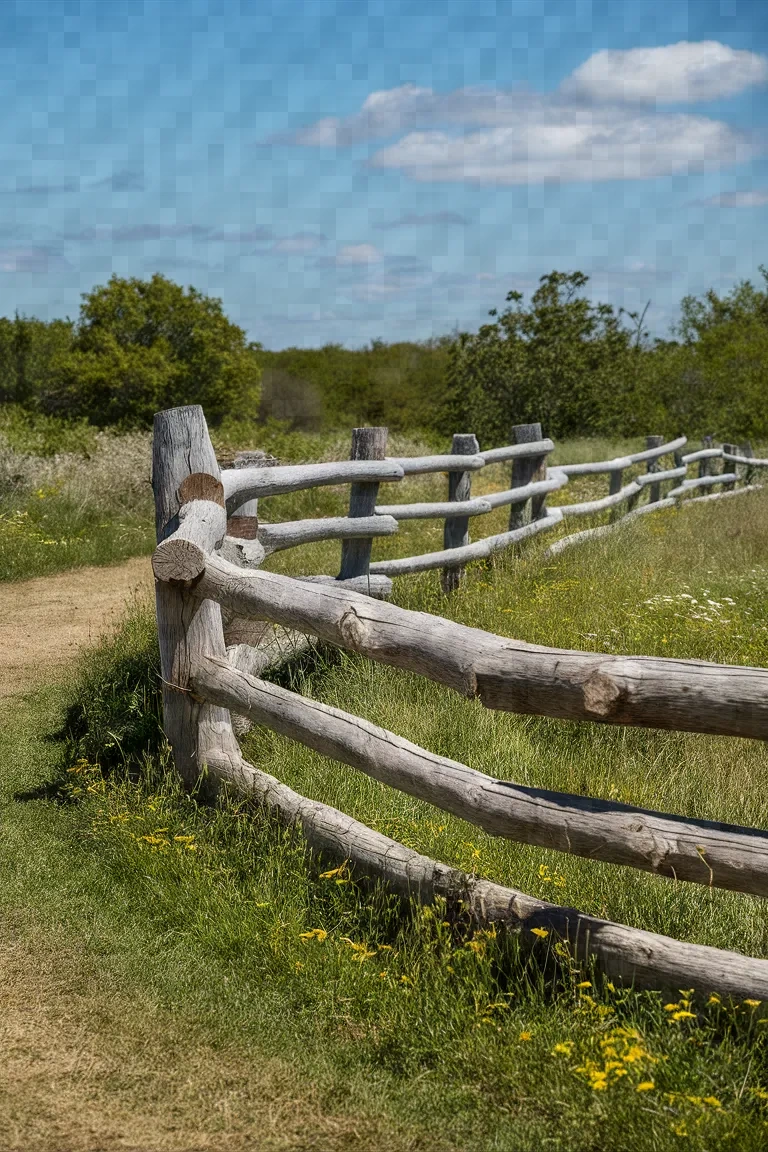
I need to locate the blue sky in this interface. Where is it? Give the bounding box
[0,0,766,348]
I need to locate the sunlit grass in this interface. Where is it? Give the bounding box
[4,416,768,1146]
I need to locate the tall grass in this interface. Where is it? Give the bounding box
[0,407,154,581]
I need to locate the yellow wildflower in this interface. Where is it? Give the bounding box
[576,981,592,989]
[671,1010,696,1021]
[299,928,328,942]
[531,927,549,939]
[703,1097,721,1108]
[636,1081,655,1092]
[518,1031,532,1041]
[744,999,761,1008]
[319,863,348,879]
[552,1042,574,1056]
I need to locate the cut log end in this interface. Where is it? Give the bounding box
[178,472,225,508]
[152,537,208,584]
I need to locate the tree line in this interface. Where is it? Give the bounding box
[1,267,767,443]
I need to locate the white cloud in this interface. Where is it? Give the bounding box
[369,111,751,184]
[696,189,768,207]
[268,41,765,186]
[562,42,768,105]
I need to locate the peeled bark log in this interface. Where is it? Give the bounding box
[368,512,562,576]
[196,738,768,1002]
[190,554,768,740]
[192,655,768,899]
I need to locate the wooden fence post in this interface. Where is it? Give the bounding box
[152,405,240,788]
[508,422,547,530]
[700,435,713,478]
[339,427,388,581]
[723,443,737,491]
[441,433,480,594]
[645,435,664,503]
[740,441,755,486]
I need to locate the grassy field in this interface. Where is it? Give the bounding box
[3,420,768,1148]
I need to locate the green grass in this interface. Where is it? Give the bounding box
[4,476,768,1148]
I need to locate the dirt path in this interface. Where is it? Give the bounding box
[0,556,154,700]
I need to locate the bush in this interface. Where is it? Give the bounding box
[39,273,261,429]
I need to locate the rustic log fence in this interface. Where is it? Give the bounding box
[151,405,768,1002]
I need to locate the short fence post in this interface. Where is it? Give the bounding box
[645,435,664,503]
[700,435,713,478]
[441,432,479,594]
[152,405,240,788]
[508,422,548,530]
[723,443,737,491]
[339,426,388,581]
[224,450,277,541]
[740,441,755,485]
[608,467,624,497]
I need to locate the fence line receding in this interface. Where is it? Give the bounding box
[150,405,768,1003]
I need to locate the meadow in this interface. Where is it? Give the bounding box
[3,410,768,1149]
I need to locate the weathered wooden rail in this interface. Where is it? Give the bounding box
[151,405,768,1002]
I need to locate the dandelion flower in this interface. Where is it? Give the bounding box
[519,1031,532,1042]
[299,928,328,942]
[744,999,761,1008]
[576,981,592,989]
[531,927,549,939]
[636,1081,655,1092]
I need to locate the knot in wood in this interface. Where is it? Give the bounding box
[338,608,369,650]
[582,670,623,717]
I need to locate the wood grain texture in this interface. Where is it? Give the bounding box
[441,433,480,594]
[221,457,403,513]
[508,423,548,529]
[668,474,738,498]
[177,473,225,507]
[193,655,768,898]
[645,435,664,504]
[374,498,493,520]
[387,453,485,474]
[151,499,227,583]
[682,448,722,465]
[558,481,642,517]
[628,436,686,464]
[194,552,768,740]
[226,515,259,540]
[478,439,554,465]
[485,471,569,509]
[545,499,678,556]
[560,456,633,477]
[635,466,687,488]
[368,512,563,575]
[151,406,240,787]
[339,427,388,581]
[258,514,398,554]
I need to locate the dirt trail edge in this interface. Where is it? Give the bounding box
[0,556,154,700]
